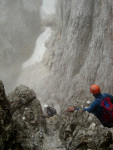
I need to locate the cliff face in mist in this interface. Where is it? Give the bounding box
[0,0,42,93]
[42,0,113,107]
[16,0,113,109]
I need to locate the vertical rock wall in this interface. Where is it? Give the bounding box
[42,0,113,108]
[13,0,113,111]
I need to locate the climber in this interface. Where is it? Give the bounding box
[43,105,57,118]
[67,84,113,128]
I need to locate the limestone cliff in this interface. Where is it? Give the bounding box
[1,1,113,149]
[42,0,113,108]
[16,0,113,110]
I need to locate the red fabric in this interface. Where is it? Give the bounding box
[101,97,113,123]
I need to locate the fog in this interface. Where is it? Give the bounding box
[0,0,57,94]
[23,27,52,68]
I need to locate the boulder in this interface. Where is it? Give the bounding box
[8,85,46,150]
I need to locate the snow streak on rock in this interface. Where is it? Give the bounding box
[23,0,57,68]
[23,27,52,68]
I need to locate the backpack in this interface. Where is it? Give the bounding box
[49,107,56,114]
[100,97,113,123]
[47,107,57,116]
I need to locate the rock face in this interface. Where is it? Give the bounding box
[16,0,113,112]
[59,110,113,150]
[0,81,47,150]
[0,80,16,150]
[42,0,113,106]
[8,85,46,150]
[1,0,113,148]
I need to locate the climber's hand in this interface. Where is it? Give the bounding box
[46,113,50,118]
[67,107,75,112]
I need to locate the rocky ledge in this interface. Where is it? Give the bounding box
[58,110,113,150]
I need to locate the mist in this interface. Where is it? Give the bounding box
[0,0,57,94]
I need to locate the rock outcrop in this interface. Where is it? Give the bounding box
[58,110,113,150]
[8,85,46,150]
[0,80,16,150]
[0,81,47,150]
[1,80,113,150]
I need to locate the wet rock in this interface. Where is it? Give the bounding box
[59,110,113,150]
[8,84,46,150]
[0,80,16,150]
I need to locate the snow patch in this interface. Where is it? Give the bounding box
[22,0,57,69]
[23,27,51,68]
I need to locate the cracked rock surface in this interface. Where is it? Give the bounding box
[58,110,113,150]
[0,80,16,150]
[8,85,46,150]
